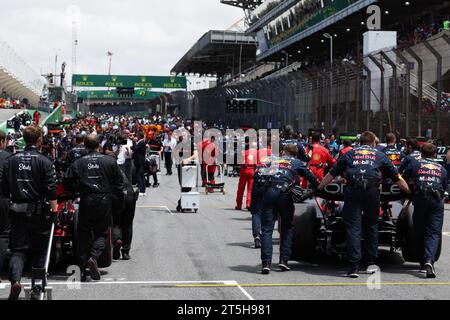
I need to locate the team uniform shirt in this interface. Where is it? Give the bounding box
[280,139,310,163]
[253,155,276,187]
[330,145,400,186]
[403,158,448,194]
[307,143,337,181]
[2,145,57,202]
[66,151,124,196]
[339,146,353,159]
[242,148,258,168]
[66,145,88,165]
[198,139,218,168]
[257,148,273,164]
[399,150,422,173]
[267,156,318,189]
[382,145,404,169]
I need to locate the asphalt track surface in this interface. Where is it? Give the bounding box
[0,109,20,124]
[0,170,449,300]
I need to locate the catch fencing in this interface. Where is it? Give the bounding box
[177,32,450,143]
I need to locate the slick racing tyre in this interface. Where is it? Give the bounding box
[291,205,318,261]
[399,206,442,263]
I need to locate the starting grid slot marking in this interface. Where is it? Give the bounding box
[137,205,174,216]
[173,282,450,288]
[0,280,254,300]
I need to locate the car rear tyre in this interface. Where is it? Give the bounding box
[291,206,317,261]
[399,205,442,263]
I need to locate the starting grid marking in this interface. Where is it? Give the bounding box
[137,205,174,216]
[3,279,450,291]
[174,282,450,288]
[0,280,254,300]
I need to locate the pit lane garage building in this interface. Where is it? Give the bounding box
[172,0,450,143]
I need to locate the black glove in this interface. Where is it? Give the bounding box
[293,188,318,203]
[48,209,59,225]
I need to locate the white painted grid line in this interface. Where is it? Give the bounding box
[138,205,174,216]
[225,281,255,301]
[0,280,233,288]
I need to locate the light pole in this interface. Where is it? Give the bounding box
[323,33,334,131]
[281,50,289,68]
[53,48,61,84]
[107,51,113,75]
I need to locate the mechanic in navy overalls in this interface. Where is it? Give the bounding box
[402,143,448,278]
[318,132,411,278]
[250,152,274,250]
[381,133,404,169]
[399,138,422,174]
[260,144,318,275]
[280,127,310,163]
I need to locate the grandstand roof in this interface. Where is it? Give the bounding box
[256,0,446,62]
[171,30,257,77]
[220,0,263,10]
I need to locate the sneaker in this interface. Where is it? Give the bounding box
[254,238,261,249]
[30,287,42,300]
[139,193,147,196]
[346,267,359,278]
[279,260,291,272]
[361,261,378,274]
[235,206,242,211]
[87,258,101,281]
[261,264,271,275]
[113,240,123,260]
[419,263,427,274]
[8,282,22,300]
[80,271,88,282]
[424,262,436,279]
[153,183,160,188]
[122,251,131,261]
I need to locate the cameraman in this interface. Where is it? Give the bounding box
[163,131,177,175]
[115,130,134,182]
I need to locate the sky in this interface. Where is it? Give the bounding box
[0,0,243,89]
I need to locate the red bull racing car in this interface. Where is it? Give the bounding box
[292,182,443,263]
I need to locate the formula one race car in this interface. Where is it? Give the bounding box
[291,182,443,263]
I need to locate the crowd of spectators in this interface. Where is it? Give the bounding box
[423,92,450,113]
[397,14,450,49]
[0,92,23,109]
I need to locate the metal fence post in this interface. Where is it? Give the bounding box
[379,51,398,133]
[394,49,412,137]
[368,54,385,139]
[405,47,423,136]
[423,39,442,139]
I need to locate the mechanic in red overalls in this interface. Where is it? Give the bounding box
[308,133,337,182]
[236,142,258,210]
[33,110,41,125]
[339,140,354,159]
[198,136,218,188]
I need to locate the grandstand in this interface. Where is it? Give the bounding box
[171,30,257,80]
[0,41,45,108]
[171,0,450,142]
